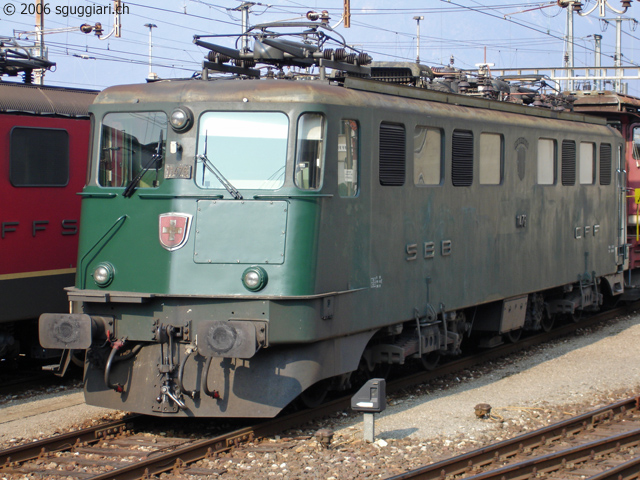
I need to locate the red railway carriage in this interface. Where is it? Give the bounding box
[0,82,96,358]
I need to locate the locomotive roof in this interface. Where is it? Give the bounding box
[0,82,97,117]
[573,90,640,116]
[94,76,607,127]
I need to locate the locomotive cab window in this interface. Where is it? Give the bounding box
[579,142,595,185]
[414,126,442,185]
[338,120,359,196]
[537,138,556,185]
[633,126,640,162]
[479,133,503,185]
[295,113,325,190]
[99,112,167,188]
[10,127,69,186]
[196,112,288,190]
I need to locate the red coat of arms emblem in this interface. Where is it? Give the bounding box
[159,213,192,251]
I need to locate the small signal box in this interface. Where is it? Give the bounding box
[351,378,386,413]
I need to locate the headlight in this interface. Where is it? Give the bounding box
[169,107,193,132]
[242,266,268,292]
[93,262,115,287]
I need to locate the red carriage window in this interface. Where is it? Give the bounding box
[10,127,69,187]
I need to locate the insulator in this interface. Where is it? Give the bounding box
[356,53,372,65]
[345,53,357,64]
[208,51,230,63]
[443,67,456,82]
[232,58,255,68]
[323,49,334,60]
[334,48,347,61]
[307,10,320,21]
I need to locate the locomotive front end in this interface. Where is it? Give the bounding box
[39,79,366,417]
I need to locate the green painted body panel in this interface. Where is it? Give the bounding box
[194,200,288,264]
[77,193,322,298]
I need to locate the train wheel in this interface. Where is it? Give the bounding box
[71,350,85,368]
[420,351,440,371]
[569,310,583,323]
[299,379,330,409]
[506,328,522,343]
[540,313,555,332]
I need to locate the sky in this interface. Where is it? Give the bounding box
[2,0,640,95]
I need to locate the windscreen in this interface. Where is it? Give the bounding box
[196,112,288,190]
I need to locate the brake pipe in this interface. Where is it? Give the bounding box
[105,338,126,393]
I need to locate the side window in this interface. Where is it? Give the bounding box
[379,122,405,186]
[561,140,576,186]
[99,112,167,188]
[633,126,640,161]
[537,138,556,185]
[10,127,69,186]
[452,129,473,187]
[414,126,442,185]
[338,120,359,197]
[479,133,502,185]
[579,142,595,185]
[600,143,612,185]
[295,113,325,190]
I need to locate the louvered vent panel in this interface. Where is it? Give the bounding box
[452,130,473,187]
[379,123,406,186]
[562,140,576,186]
[600,143,612,186]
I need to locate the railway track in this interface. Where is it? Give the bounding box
[0,304,637,479]
[385,396,640,480]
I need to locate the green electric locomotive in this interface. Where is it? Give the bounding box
[40,21,626,417]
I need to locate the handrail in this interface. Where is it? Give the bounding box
[78,215,128,289]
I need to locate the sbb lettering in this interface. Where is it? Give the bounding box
[406,240,452,261]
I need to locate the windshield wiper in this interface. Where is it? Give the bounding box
[123,130,164,198]
[196,132,243,200]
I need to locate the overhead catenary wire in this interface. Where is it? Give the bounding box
[2,1,638,91]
